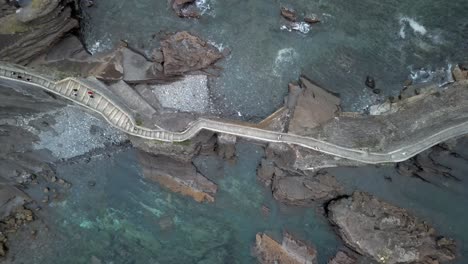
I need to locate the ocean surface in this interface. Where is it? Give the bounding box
[80,0,468,120]
[25,140,468,264]
[29,0,468,263]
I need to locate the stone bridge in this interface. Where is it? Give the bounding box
[1,63,468,164]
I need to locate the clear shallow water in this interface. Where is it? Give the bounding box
[37,144,339,264]
[81,0,468,119]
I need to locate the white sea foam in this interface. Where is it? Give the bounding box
[196,0,214,16]
[280,22,311,34]
[409,63,454,87]
[207,40,225,52]
[273,48,298,76]
[399,16,427,39]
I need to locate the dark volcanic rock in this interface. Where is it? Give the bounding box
[328,192,457,264]
[0,0,79,64]
[161,31,223,75]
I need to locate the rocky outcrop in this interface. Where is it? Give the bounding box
[288,76,341,136]
[137,150,217,203]
[161,31,223,75]
[257,143,345,206]
[452,64,468,81]
[216,133,236,161]
[327,192,457,264]
[396,145,461,185]
[328,251,356,264]
[254,232,317,264]
[0,0,79,64]
[171,0,200,18]
[272,172,344,206]
[131,130,215,163]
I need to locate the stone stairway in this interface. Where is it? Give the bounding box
[2,63,468,164]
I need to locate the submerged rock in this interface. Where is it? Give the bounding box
[254,232,318,264]
[137,151,217,203]
[161,31,223,75]
[327,192,457,264]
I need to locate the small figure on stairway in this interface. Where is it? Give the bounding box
[73,88,78,97]
[87,90,95,99]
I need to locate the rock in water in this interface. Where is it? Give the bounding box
[280,7,297,22]
[327,192,457,264]
[272,172,344,206]
[254,232,318,264]
[365,76,376,89]
[161,31,223,75]
[136,150,217,203]
[304,15,321,24]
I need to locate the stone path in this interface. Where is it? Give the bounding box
[2,63,468,164]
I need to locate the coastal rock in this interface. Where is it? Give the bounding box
[288,76,341,136]
[328,251,356,264]
[272,172,343,206]
[216,133,236,161]
[137,151,217,203]
[304,15,321,24]
[396,145,460,185]
[92,49,124,81]
[131,130,215,163]
[452,64,468,81]
[0,0,79,64]
[161,31,223,75]
[280,7,297,22]
[327,192,457,264]
[108,80,157,120]
[254,232,318,264]
[171,0,200,18]
[0,185,30,219]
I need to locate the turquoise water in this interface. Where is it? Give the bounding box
[36,143,339,263]
[81,0,468,119]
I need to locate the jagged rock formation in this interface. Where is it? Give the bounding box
[0,0,79,65]
[271,171,344,206]
[327,192,457,264]
[254,232,318,264]
[160,31,224,76]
